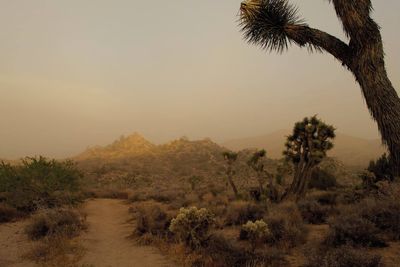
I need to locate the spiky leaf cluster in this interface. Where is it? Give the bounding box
[283,116,335,164]
[240,0,305,52]
[247,149,266,172]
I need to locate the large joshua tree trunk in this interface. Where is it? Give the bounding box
[350,47,400,176]
[239,0,400,175]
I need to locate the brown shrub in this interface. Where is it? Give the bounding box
[26,235,84,266]
[297,200,330,224]
[265,202,307,248]
[356,198,400,240]
[25,208,86,240]
[225,201,266,226]
[201,234,287,267]
[307,191,338,206]
[325,213,386,248]
[0,203,20,223]
[305,245,383,267]
[134,202,175,239]
[85,189,129,199]
[325,195,400,248]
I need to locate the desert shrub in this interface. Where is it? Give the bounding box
[85,189,129,199]
[26,234,84,266]
[0,157,82,212]
[0,203,20,223]
[169,207,215,249]
[326,196,400,248]
[305,245,383,267]
[128,190,148,202]
[134,202,174,238]
[188,175,203,191]
[225,201,266,226]
[356,198,400,240]
[265,203,307,248]
[240,220,270,250]
[338,191,366,205]
[208,183,226,197]
[325,213,386,247]
[368,153,395,182]
[298,200,330,224]
[25,208,85,240]
[308,168,337,190]
[204,234,287,267]
[309,191,338,206]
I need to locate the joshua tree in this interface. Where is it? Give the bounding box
[282,116,335,200]
[247,149,271,193]
[239,0,400,175]
[222,151,239,198]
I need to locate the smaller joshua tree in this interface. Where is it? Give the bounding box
[282,116,335,201]
[247,149,268,193]
[222,152,239,198]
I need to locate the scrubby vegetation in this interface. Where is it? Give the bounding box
[25,208,85,241]
[169,207,215,249]
[0,157,83,219]
[24,208,86,265]
[2,118,399,267]
[306,245,383,267]
[0,157,87,266]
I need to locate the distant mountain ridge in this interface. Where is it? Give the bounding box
[222,129,386,167]
[75,130,386,168]
[75,133,223,161]
[74,133,228,178]
[75,133,156,160]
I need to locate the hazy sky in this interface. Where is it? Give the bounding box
[1,0,399,159]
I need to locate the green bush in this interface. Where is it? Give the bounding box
[169,207,215,249]
[0,157,82,212]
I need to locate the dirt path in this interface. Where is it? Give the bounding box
[0,220,35,267]
[78,199,174,267]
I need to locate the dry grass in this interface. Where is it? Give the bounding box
[24,208,86,266]
[265,202,308,248]
[224,201,266,226]
[0,203,21,223]
[25,208,86,241]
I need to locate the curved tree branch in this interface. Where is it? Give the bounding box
[285,25,351,66]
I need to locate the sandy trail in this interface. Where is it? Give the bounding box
[0,220,35,267]
[78,199,174,267]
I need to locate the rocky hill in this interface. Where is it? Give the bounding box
[74,134,229,179]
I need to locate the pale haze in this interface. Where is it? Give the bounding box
[0,0,399,159]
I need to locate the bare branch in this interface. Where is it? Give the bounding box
[285,25,351,66]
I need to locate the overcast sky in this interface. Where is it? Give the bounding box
[0,0,399,159]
